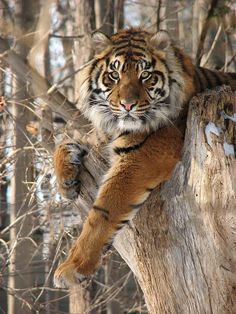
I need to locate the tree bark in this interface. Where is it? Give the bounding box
[95,0,114,36]
[70,1,95,312]
[7,1,38,313]
[76,86,236,313]
[114,0,124,33]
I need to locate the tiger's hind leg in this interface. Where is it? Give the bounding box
[53,141,87,199]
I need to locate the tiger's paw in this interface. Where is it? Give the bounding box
[54,262,89,288]
[54,244,101,287]
[53,141,87,199]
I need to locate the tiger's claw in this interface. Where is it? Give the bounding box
[54,266,89,288]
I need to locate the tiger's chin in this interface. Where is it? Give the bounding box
[118,117,144,132]
[86,105,173,136]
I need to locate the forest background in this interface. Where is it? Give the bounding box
[0,0,235,313]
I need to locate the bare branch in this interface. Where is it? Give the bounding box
[195,0,219,65]
[0,37,89,139]
[201,23,222,67]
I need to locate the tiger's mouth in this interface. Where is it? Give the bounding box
[119,112,139,120]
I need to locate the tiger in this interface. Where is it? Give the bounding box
[53,28,236,287]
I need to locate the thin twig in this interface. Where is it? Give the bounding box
[195,0,219,65]
[201,23,222,67]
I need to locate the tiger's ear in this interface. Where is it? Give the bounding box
[150,30,171,51]
[92,32,112,54]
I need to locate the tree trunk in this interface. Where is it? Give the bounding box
[70,1,95,312]
[7,1,39,313]
[95,0,114,36]
[114,0,124,33]
[76,86,236,313]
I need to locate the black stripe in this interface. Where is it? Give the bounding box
[102,73,112,88]
[115,50,145,57]
[95,65,103,83]
[115,50,127,57]
[116,220,130,231]
[89,59,99,76]
[93,205,109,220]
[212,71,224,86]
[114,60,120,69]
[114,44,129,52]
[105,57,110,67]
[132,37,146,43]
[169,77,181,87]
[121,62,127,72]
[155,87,162,94]
[116,225,124,231]
[114,44,145,52]
[106,90,113,98]
[154,70,165,86]
[113,34,130,39]
[103,88,111,93]
[89,60,99,90]
[130,43,145,50]
[115,131,130,140]
[174,48,191,75]
[131,51,145,57]
[154,88,166,97]
[151,58,156,68]
[160,90,166,97]
[201,68,214,89]
[113,137,148,155]
[130,203,143,209]
[109,63,115,70]
[144,62,151,70]
[103,242,113,252]
[113,39,129,45]
[227,72,236,80]
[145,89,155,100]
[194,68,205,92]
[93,88,102,94]
[146,187,154,192]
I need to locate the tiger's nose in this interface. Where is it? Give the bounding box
[120,101,137,111]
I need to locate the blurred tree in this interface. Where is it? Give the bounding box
[70,2,94,313]
[95,0,114,35]
[7,1,40,313]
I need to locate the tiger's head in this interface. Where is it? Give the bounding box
[77,28,193,135]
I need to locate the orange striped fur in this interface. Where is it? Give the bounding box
[54,28,235,287]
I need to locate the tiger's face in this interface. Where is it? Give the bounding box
[79,29,185,135]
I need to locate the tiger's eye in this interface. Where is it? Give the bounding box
[140,71,151,80]
[109,71,119,80]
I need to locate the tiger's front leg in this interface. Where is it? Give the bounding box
[53,141,87,200]
[54,127,183,287]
